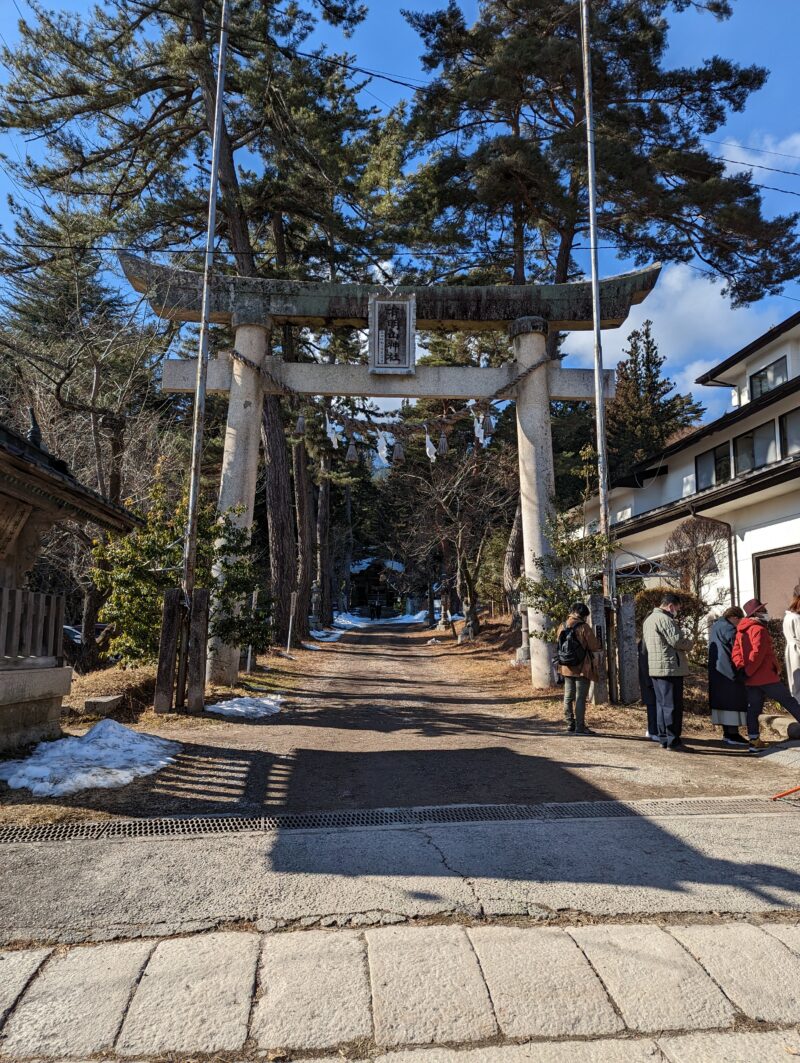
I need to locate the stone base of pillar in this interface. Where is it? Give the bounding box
[206,637,239,687]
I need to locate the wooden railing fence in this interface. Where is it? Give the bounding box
[0,588,64,668]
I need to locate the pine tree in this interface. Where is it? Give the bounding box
[404,0,800,304]
[607,320,705,475]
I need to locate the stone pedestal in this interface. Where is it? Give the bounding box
[0,666,71,751]
[207,319,270,686]
[511,317,554,689]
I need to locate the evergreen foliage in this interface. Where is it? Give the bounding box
[607,320,705,475]
[93,477,271,665]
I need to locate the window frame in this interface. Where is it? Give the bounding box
[749,355,788,401]
[733,418,778,475]
[695,442,732,492]
[779,407,800,460]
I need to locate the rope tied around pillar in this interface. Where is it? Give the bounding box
[224,347,297,398]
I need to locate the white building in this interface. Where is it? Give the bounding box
[585,311,800,611]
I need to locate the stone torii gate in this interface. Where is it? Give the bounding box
[120,253,660,688]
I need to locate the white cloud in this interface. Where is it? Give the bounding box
[561,263,784,419]
[715,132,800,178]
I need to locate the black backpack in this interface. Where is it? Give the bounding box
[556,622,587,667]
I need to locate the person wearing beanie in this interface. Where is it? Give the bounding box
[732,598,800,752]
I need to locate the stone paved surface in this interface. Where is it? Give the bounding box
[367,924,497,1046]
[569,924,736,1032]
[0,949,50,1026]
[251,929,372,1050]
[670,922,800,1023]
[2,920,800,1060]
[468,925,623,1039]
[0,940,152,1058]
[116,931,258,1055]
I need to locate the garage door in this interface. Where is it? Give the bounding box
[756,548,800,612]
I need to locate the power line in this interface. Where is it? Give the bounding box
[702,137,800,164]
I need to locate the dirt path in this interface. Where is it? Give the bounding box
[3,622,799,824]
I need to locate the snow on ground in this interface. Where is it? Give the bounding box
[333,610,428,629]
[301,642,322,651]
[0,719,179,797]
[349,557,405,574]
[205,695,282,719]
[309,628,342,642]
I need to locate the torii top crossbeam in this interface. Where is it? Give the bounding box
[120,253,660,332]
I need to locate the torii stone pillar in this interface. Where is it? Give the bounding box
[510,316,555,687]
[207,314,271,685]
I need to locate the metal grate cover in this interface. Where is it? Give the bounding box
[0,795,797,845]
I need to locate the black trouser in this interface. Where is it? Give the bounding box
[745,682,800,739]
[651,676,684,746]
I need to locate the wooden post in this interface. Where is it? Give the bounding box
[154,588,182,713]
[187,588,210,712]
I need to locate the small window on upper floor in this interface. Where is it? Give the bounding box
[780,408,800,459]
[734,420,778,475]
[696,443,732,491]
[750,355,788,400]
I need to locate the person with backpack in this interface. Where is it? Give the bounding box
[555,602,601,734]
[642,592,694,750]
[731,598,800,751]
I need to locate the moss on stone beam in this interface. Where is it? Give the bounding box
[119,253,660,332]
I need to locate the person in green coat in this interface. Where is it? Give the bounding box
[642,592,694,750]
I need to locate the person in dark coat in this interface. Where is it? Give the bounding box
[708,606,748,747]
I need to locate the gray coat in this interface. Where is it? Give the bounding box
[642,608,692,677]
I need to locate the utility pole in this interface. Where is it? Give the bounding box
[579,0,615,600]
[175,0,232,707]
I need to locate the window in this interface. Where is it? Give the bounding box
[695,443,731,491]
[780,408,800,459]
[734,420,777,474]
[750,356,787,400]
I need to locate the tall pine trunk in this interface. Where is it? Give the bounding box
[503,498,523,630]
[341,483,353,612]
[292,438,315,641]
[261,405,295,642]
[191,7,295,646]
[316,452,333,627]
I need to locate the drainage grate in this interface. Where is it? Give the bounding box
[0,795,797,845]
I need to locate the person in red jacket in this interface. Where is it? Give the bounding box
[732,598,800,751]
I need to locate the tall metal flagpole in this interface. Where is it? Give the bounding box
[175,0,231,707]
[579,0,615,599]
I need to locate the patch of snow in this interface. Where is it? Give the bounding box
[426,638,442,645]
[0,719,179,797]
[349,557,405,574]
[205,695,282,719]
[301,642,322,651]
[350,557,375,573]
[309,628,342,642]
[333,610,428,629]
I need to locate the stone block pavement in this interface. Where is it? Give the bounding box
[3,921,800,1061]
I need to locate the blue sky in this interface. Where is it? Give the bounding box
[1,0,799,420]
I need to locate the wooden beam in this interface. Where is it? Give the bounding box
[161,356,616,402]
